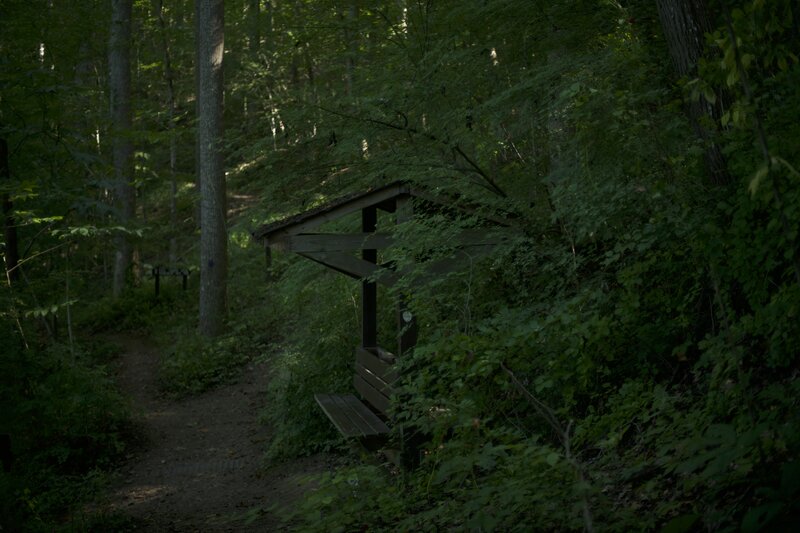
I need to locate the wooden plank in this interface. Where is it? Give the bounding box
[298,251,398,286]
[315,393,361,436]
[314,393,389,437]
[291,229,506,283]
[331,394,389,436]
[354,374,392,415]
[299,251,371,278]
[265,183,410,241]
[275,233,395,253]
[356,347,399,382]
[327,394,377,436]
[374,346,396,363]
[356,363,393,398]
[153,266,190,276]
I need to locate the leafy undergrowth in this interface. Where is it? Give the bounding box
[155,243,287,396]
[158,322,271,396]
[258,260,361,463]
[75,285,193,335]
[0,332,134,531]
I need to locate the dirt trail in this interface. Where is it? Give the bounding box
[105,335,332,532]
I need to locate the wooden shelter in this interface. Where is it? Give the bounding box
[251,181,509,442]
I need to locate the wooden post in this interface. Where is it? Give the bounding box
[264,244,274,281]
[154,266,160,296]
[395,195,417,355]
[362,206,377,348]
[0,433,11,472]
[1,138,19,283]
[181,270,188,290]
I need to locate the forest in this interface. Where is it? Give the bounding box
[1,0,800,531]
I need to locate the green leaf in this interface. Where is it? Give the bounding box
[661,514,700,533]
[545,452,560,466]
[749,164,769,196]
[741,502,783,533]
[702,87,716,104]
[780,461,800,497]
[726,69,738,87]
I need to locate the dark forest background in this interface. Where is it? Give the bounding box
[2,0,800,530]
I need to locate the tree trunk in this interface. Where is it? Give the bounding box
[1,137,19,283]
[248,0,260,53]
[343,3,358,96]
[155,0,179,263]
[656,0,731,186]
[109,0,135,297]
[196,0,228,337]
[264,0,273,44]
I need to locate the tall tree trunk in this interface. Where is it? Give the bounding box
[155,0,179,263]
[109,0,135,297]
[248,0,261,53]
[196,0,227,337]
[1,137,19,284]
[264,0,273,45]
[343,3,358,97]
[656,0,731,186]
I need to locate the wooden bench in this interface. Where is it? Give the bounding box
[315,346,398,440]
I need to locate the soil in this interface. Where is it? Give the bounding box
[102,334,336,532]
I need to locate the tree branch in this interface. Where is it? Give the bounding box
[501,362,595,533]
[315,104,508,198]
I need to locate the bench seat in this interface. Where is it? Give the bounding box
[315,393,390,438]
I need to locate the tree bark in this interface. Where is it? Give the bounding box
[248,0,261,53]
[343,3,358,96]
[1,138,19,283]
[109,0,135,297]
[656,0,731,186]
[154,0,179,263]
[196,0,228,337]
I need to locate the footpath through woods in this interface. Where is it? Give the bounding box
[102,335,333,531]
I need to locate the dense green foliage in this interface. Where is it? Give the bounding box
[249,1,800,530]
[0,327,132,530]
[2,0,800,530]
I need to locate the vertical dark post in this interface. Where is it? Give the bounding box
[154,266,160,296]
[398,298,418,355]
[395,195,417,355]
[362,206,377,348]
[264,244,274,281]
[182,270,188,291]
[0,433,12,472]
[1,137,19,282]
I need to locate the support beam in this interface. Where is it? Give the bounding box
[362,206,377,348]
[271,228,504,254]
[273,232,394,253]
[298,251,398,285]
[395,194,418,356]
[264,244,275,281]
[262,183,410,241]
